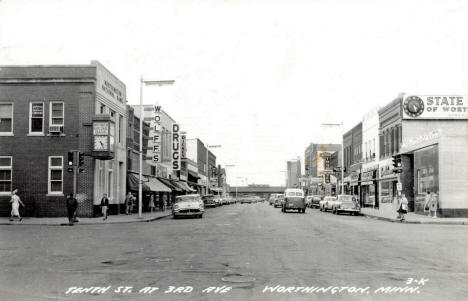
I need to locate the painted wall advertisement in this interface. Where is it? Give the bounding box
[172,123,181,171]
[402,95,467,119]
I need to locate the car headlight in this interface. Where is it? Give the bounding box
[173,204,179,210]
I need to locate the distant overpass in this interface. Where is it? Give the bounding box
[228,186,286,199]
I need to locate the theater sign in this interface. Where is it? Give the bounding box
[402,95,467,119]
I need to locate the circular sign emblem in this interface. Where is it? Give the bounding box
[403,95,425,117]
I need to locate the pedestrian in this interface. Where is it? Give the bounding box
[66,194,78,226]
[9,189,25,222]
[424,191,431,216]
[396,193,408,221]
[148,194,156,213]
[100,193,109,220]
[125,192,134,215]
[429,193,438,218]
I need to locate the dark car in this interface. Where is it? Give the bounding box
[202,194,217,208]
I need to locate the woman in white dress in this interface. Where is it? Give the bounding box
[10,189,25,222]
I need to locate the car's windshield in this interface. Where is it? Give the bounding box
[286,192,303,197]
[340,195,354,202]
[175,196,200,203]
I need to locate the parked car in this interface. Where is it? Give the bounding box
[319,196,336,212]
[202,194,217,208]
[172,194,204,219]
[331,195,361,215]
[269,194,277,205]
[282,188,306,213]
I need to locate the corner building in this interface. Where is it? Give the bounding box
[0,61,127,217]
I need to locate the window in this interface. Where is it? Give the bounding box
[50,102,64,127]
[0,103,13,134]
[29,102,44,134]
[100,103,105,114]
[0,156,12,194]
[118,114,123,143]
[48,156,63,194]
[151,165,156,176]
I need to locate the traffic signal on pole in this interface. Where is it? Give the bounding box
[325,174,330,183]
[78,152,85,167]
[392,155,402,173]
[67,152,74,172]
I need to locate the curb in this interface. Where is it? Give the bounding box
[361,213,467,225]
[0,213,172,226]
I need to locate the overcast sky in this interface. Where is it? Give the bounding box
[1,0,467,186]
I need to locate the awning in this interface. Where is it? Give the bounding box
[187,169,200,179]
[146,177,171,192]
[127,173,151,192]
[209,187,223,193]
[176,181,197,192]
[157,177,182,192]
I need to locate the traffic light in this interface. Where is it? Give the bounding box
[325,174,330,183]
[392,155,403,173]
[67,152,74,172]
[78,152,85,166]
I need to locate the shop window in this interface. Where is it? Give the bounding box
[0,103,13,134]
[30,102,44,134]
[48,156,63,194]
[0,156,12,194]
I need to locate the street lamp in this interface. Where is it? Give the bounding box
[139,77,175,217]
[321,122,344,195]
[206,144,221,195]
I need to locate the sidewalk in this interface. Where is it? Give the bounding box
[0,210,172,226]
[360,207,468,225]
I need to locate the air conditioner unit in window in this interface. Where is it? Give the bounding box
[49,125,63,133]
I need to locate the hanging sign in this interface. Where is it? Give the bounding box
[151,105,162,163]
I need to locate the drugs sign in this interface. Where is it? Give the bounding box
[172,123,181,170]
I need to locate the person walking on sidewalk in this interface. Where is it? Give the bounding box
[100,193,109,220]
[424,191,431,216]
[429,193,438,218]
[396,193,408,221]
[148,194,156,213]
[66,194,78,226]
[9,189,24,222]
[125,192,134,215]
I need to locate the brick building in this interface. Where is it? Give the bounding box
[0,61,127,217]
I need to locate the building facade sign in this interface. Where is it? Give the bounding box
[151,106,162,163]
[181,131,186,159]
[171,123,181,171]
[401,129,442,150]
[402,95,467,119]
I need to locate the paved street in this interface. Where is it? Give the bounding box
[1,203,467,301]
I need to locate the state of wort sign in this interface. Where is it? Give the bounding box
[172,123,181,170]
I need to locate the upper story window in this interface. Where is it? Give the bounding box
[49,101,64,133]
[48,156,63,194]
[0,156,12,194]
[0,103,13,135]
[30,102,44,134]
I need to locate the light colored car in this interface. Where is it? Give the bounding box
[319,196,336,212]
[172,194,204,219]
[331,195,361,215]
[282,188,306,213]
[273,194,284,208]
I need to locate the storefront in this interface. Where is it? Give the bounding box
[361,164,379,208]
[378,158,398,215]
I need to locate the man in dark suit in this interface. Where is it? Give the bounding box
[100,193,109,220]
[66,194,78,226]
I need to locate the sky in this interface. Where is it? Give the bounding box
[1,0,467,186]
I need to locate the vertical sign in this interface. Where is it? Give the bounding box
[152,106,162,163]
[172,123,181,170]
[181,131,187,159]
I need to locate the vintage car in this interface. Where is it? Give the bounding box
[202,194,217,208]
[331,195,361,215]
[282,188,306,213]
[172,194,204,219]
[309,195,322,209]
[269,194,277,205]
[319,196,337,212]
[273,194,284,208]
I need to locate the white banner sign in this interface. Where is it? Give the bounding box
[402,95,468,119]
[172,123,181,170]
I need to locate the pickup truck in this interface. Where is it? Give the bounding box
[330,195,360,215]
